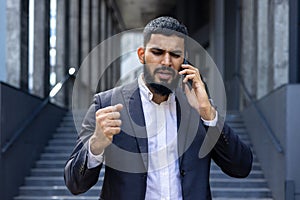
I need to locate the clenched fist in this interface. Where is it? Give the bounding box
[89,104,123,155]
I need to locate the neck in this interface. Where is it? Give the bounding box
[148,86,169,104]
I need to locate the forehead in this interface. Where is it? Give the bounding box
[146,34,184,51]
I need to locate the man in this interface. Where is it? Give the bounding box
[64,16,253,200]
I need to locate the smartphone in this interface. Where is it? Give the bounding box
[180,59,211,99]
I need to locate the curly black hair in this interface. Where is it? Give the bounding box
[143,16,188,47]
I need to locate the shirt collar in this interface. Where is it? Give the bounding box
[138,73,176,104]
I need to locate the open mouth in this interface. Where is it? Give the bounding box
[156,70,173,80]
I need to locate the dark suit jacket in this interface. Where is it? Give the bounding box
[64,80,253,200]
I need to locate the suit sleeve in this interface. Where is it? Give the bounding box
[210,116,253,178]
[64,96,103,195]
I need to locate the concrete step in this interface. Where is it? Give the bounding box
[15,196,99,200]
[48,139,76,146]
[40,153,72,161]
[31,168,64,177]
[209,178,269,188]
[211,161,261,171]
[212,188,272,198]
[210,170,264,179]
[52,133,78,139]
[19,186,101,196]
[30,168,105,177]
[24,176,103,186]
[43,146,74,154]
[56,127,77,132]
[35,160,70,168]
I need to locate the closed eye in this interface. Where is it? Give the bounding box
[169,52,181,58]
[151,49,164,55]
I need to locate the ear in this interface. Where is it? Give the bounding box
[137,47,145,64]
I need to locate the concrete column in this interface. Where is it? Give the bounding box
[106,9,112,89]
[209,0,224,77]
[68,0,81,108]
[0,0,6,82]
[240,0,257,98]
[80,0,90,61]
[99,0,107,92]
[6,0,21,88]
[55,0,66,106]
[91,0,100,92]
[91,0,100,49]
[68,0,80,69]
[272,0,289,90]
[111,24,120,86]
[80,0,91,93]
[33,0,50,98]
[256,0,270,99]
[80,0,96,105]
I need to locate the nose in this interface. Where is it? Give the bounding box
[161,53,172,67]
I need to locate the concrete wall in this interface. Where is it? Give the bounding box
[6,0,21,88]
[0,0,6,82]
[240,0,289,100]
[242,84,300,200]
[0,82,66,200]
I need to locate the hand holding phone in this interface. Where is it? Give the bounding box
[180,59,210,99]
[179,59,215,120]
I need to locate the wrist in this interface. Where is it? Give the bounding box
[199,106,216,121]
[89,135,105,155]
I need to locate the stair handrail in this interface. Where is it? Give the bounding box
[1,68,77,154]
[235,73,284,153]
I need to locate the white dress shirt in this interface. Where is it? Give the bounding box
[138,74,182,200]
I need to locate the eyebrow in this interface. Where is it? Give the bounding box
[149,47,183,55]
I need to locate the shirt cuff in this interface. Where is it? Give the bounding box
[201,110,218,127]
[87,139,104,169]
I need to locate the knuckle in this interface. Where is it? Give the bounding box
[97,115,105,121]
[103,128,112,136]
[99,120,106,127]
[115,112,120,118]
[115,127,121,133]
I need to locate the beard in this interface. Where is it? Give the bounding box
[143,64,180,96]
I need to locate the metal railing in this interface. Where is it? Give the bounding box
[235,74,284,153]
[1,68,77,154]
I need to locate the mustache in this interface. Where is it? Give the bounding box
[153,66,177,77]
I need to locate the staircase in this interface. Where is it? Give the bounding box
[14,111,273,200]
[14,111,103,200]
[210,111,273,199]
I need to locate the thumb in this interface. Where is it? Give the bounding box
[114,103,123,111]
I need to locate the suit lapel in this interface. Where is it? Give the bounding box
[119,81,148,170]
[175,88,200,167]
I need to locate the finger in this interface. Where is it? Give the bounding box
[114,104,123,111]
[103,127,121,136]
[97,111,121,121]
[103,119,122,127]
[183,74,196,83]
[96,104,123,116]
[181,64,193,68]
[107,111,121,119]
[179,68,198,76]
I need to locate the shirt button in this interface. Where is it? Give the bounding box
[180,170,186,176]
